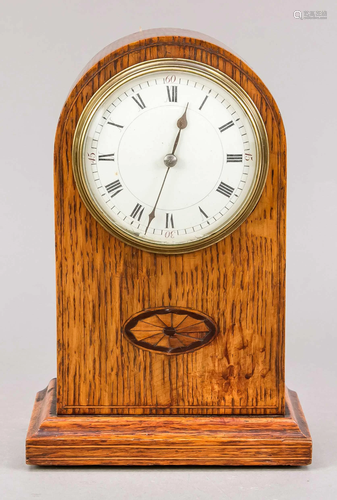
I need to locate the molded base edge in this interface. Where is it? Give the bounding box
[26,379,312,466]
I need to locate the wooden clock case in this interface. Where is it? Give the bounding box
[26,29,312,466]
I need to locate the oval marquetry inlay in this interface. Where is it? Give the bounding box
[123,307,218,355]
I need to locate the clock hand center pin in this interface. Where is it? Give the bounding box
[145,103,189,235]
[163,153,177,168]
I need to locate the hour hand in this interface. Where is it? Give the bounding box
[171,103,189,155]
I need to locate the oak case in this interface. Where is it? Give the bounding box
[55,29,285,416]
[26,29,312,466]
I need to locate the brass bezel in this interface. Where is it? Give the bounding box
[72,59,269,254]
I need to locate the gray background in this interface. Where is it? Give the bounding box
[1,0,336,498]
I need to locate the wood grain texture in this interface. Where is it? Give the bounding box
[54,29,286,415]
[26,379,312,466]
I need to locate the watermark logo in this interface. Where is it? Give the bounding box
[294,10,327,20]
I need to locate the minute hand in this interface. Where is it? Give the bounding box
[144,103,189,235]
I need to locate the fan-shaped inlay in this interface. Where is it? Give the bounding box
[123,307,217,355]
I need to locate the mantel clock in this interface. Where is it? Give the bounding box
[26,29,312,466]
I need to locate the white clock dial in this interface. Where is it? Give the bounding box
[73,60,268,253]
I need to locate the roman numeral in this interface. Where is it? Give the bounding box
[227,154,243,162]
[105,180,123,198]
[167,86,177,102]
[107,122,124,128]
[199,95,209,110]
[132,93,146,109]
[166,213,174,228]
[216,182,235,197]
[98,153,115,161]
[130,203,144,221]
[199,206,208,219]
[219,121,234,133]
